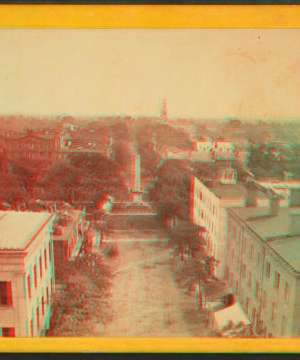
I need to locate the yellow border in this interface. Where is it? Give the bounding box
[1,3,300,353]
[0,5,299,29]
[1,337,300,352]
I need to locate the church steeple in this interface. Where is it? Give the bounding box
[161,98,167,120]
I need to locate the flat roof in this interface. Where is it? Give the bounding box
[255,180,300,189]
[269,236,300,272]
[202,180,269,200]
[52,210,82,241]
[229,206,300,272]
[0,211,52,250]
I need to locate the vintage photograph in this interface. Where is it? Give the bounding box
[0,28,300,339]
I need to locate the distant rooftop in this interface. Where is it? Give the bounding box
[201,179,268,200]
[0,211,52,250]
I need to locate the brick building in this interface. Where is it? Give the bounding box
[0,130,68,161]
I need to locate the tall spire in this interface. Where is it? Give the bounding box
[161,98,167,119]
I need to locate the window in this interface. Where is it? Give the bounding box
[271,302,276,321]
[34,265,37,288]
[1,328,15,337]
[0,281,12,306]
[285,282,290,301]
[231,248,235,259]
[245,298,249,315]
[257,252,261,267]
[225,266,229,280]
[282,315,286,335]
[263,291,267,309]
[36,306,40,329]
[49,243,51,262]
[250,245,254,260]
[274,271,281,290]
[265,262,271,278]
[39,256,42,279]
[44,249,47,270]
[42,296,45,316]
[27,275,31,299]
[255,280,259,299]
[242,264,246,279]
[46,287,49,305]
[233,227,236,241]
[248,271,252,288]
[30,319,34,337]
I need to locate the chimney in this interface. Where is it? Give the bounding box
[289,188,300,207]
[284,171,293,182]
[290,209,300,237]
[269,191,280,217]
[245,181,257,207]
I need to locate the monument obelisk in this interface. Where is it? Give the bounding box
[130,143,143,202]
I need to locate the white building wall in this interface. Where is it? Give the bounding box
[227,214,299,338]
[0,217,55,337]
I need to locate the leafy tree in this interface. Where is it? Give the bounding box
[148,160,191,224]
[48,252,114,336]
[175,255,217,310]
[38,159,81,202]
[168,221,206,262]
[9,158,48,196]
[0,172,28,207]
[74,252,114,295]
[48,279,103,336]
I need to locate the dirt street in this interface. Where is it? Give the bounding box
[90,230,208,337]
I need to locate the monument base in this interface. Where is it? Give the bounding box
[130,192,143,202]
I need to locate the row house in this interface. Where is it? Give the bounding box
[0,211,56,337]
[227,193,300,338]
[193,140,236,160]
[191,168,270,279]
[52,209,90,280]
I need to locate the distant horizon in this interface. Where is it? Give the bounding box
[1,112,300,125]
[1,29,300,120]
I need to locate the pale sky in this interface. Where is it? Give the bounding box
[0,29,300,120]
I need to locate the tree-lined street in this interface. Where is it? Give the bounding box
[89,230,209,337]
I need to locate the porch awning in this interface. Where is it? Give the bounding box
[212,302,250,330]
[203,280,232,301]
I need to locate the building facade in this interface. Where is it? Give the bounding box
[52,209,89,280]
[0,211,56,337]
[1,130,68,161]
[226,200,300,338]
[191,170,270,279]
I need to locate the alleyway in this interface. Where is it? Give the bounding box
[89,230,208,337]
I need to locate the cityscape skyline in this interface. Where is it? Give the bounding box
[0,29,300,120]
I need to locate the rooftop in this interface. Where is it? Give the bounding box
[0,211,52,250]
[202,180,269,200]
[52,210,82,242]
[255,180,300,189]
[269,236,300,272]
[229,206,300,272]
